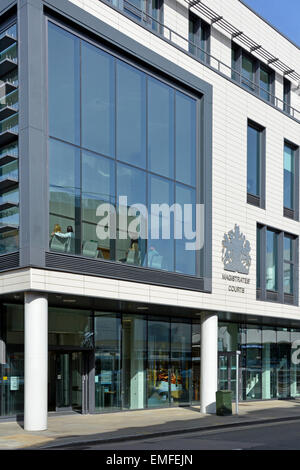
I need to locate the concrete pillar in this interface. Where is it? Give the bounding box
[24,292,48,431]
[200,312,218,414]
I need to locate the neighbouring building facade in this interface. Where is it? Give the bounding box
[1,0,300,431]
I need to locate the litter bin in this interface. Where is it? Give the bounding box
[216,390,232,416]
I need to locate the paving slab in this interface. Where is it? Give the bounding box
[1,400,300,449]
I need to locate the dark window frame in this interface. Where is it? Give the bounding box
[256,223,298,305]
[283,139,299,221]
[232,43,275,104]
[188,11,210,65]
[247,119,265,209]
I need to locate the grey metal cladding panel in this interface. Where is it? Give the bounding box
[45,252,205,292]
[0,251,19,270]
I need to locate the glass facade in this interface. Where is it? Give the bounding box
[48,22,200,277]
[2,303,300,416]
[0,20,19,254]
[284,142,295,211]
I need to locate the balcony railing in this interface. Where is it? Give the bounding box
[99,0,300,122]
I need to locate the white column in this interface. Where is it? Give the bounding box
[200,312,218,414]
[24,292,48,431]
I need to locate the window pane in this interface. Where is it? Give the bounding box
[284,144,294,210]
[148,77,174,178]
[262,327,277,399]
[175,184,196,275]
[82,42,115,157]
[175,91,196,186]
[170,321,191,405]
[116,163,147,265]
[49,140,80,254]
[284,236,293,262]
[260,67,271,102]
[242,55,255,91]
[147,319,170,407]
[116,60,146,168]
[247,125,260,197]
[48,23,80,145]
[244,326,262,400]
[148,175,174,271]
[256,226,261,288]
[284,262,293,294]
[82,152,115,260]
[95,313,121,411]
[266,230,278,291]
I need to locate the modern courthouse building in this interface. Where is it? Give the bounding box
[1,0,300,431]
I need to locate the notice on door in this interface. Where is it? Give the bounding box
[10,376,19,391]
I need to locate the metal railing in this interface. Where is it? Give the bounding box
[99,0,300,122]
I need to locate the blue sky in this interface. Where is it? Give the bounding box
[243,0,300,47]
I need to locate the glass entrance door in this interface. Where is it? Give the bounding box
[218,352,242,401]
[48,351,89,413]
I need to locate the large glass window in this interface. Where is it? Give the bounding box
[95,313,121,411]
[188,12,210,63]
[259,66,271,102]
[283,235,294,295]
[242,54,255,92]
[247,122,262,199]
[284,142,295,212]
[48,23,80,145]
[48,23,200,277]
[170,320,191,405]
[266,229,278,292]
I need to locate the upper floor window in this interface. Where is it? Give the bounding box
[232,44,274,103]
[257,224,298,305]
[283,140,298,220]
[188,12,210,64]
[247,120,265,208]
[283,78,291,115]
[115,0,163,33]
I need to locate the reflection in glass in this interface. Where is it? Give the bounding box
[242,55,255,91]
[175,91,196,187]
[277,328,290,399]
[192,323,200,403]
[266,230,278,291]
[48,308,93,347]
[116,61,146,168]
[116,163,147,265]
[49,140,80,254]
[262,327,277,399]
[170,321,191,405]
[122,315,146,409]
[82,42,115,157]
[95,314,121,411]
[147,319,170,407]
[284,235,293,295]
[148,77,174,178]
[82,152,115,260]
[48,23,80,145]
[284,143,294,210]
[175,184,196,275]
[260,67,271,102]
[243,326,262,400]
[247,124,260,197]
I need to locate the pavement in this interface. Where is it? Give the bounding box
[1,400,300,449]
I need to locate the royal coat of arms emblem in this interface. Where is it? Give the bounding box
[222,225,251,275]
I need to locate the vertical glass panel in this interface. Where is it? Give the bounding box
[191,322,200,403]
[0,304,24,417]
[284,236,293,295]
[147,319,170,407]
[266,230,278,291]
[149,0,161,33]
[218,323,238,352]
[284,143,294,210]
[82,42,115,157]
[242,55,255,91]
[82,151,115,260]
[175,184,196,275]
[48,23,80,145]
[260,67,271,102]
[56,353,70,408]
[277,328,290,399]
[122,315,146,410]
[116,163,147,265]
[148,175,174,271]
[262,327,277,399]
[49,139,80,254]
[283,79,291,114]
[290,329,300,398]
[247,124,260,197]
[116,60,146,168]
[245,326,262,400]
[175,91,196,187]
[170,320,191,405]
[148,77,174,178]
[256,226,261,288]
[48,308,93,347]
[95,313,121,411]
